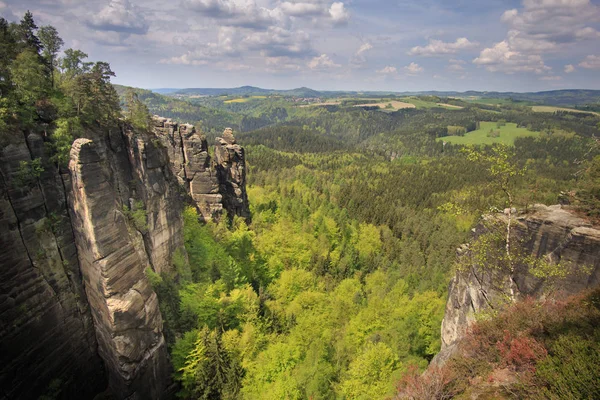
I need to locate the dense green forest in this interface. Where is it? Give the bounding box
[142,86,599,397]
[3,11,600,399]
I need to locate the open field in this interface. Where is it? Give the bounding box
[353,101,416,110]
[224,96,268,104]
[436,121,539,145]
[437,103,463,109]
[532,106,600,117]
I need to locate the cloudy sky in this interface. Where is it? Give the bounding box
[2,0,600,91]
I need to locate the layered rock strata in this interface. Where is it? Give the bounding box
[0,122,186,399]
[214,128,250,221]
[0,134,106,399]
[68,138,170,399]
[152,117,250,221]
[435,204,600,364]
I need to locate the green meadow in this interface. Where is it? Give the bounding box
[436,121,539,145]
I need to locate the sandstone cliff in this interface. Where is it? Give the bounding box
[435,204,600,364]
[0,122,187,399]
[214,128,250,221]
[0,133,105,399]
[152,117,250,222]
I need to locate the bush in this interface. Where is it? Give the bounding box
[14,158,44,187]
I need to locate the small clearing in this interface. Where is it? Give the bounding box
[437,103,463,109]
[436,121,539,146]
[353,101,416,110]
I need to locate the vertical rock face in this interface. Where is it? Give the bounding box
[434,204,600,364]
[1,122,186,399]
[152,117,249,222]
[214,128,251,221]
[68,137,170,399]
[0,134,106,399]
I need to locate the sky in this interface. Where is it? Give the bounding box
[2,0,600,92]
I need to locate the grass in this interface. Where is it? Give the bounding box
[353,100,416,110]
[436,121,539,146]
[224,96,268,104]
[532,106,600,117]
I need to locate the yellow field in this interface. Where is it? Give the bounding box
[437,103,463,109]
[224,96,268,104]
[532,106,599,117]
[353,101,416,110]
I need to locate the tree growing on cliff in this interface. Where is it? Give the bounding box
[465,145,524,271]
[124,88,152,131]
[464,144,525,301]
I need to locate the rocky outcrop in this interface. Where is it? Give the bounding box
[153,117,222,221]
[0,122,186,399]
[152,117,249,222]
[435,204,600,364]
[68,138,170,399]
[0,134,105,399]
[214,128,250,221]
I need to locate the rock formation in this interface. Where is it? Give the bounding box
[214,128,251,221]
[434,204,600,364]
[0,134,106,399]
[68,138,170,399]
[0,122,187,399]
[152,117,250,222]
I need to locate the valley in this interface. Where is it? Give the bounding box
[1,8,600,400]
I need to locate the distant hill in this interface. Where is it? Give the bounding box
[156,87,600,106]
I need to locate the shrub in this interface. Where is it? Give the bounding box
[14,158,44,187]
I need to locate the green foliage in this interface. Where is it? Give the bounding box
[124,88,152,131]
[576,155,600,218]
[50,117,82,167]
[122,200,148,234]
[439,122,538,145]
[536,334,600,399]
[178,327,244,400]
[15,157,44,187]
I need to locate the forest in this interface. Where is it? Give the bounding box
[2,11,600,400]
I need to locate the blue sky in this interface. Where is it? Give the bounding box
[2,0,600,91]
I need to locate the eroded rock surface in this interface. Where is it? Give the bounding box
[68,138,170,399]
[152,117,249,222]
[435,204,600,364]
[214,128,250,221]
[0,134,105,399]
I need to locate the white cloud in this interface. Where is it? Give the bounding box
[182,0,350,29]
[329,2,350,25]
[280,2,323,17]
[377,66,397,74]
[409,38,479,56]
[159,52,209,65]
[404,62,423,75]
[579,55,600,69]
[351,42,373,66]
[564,64,575,73]
[181,0,279,30]
[265,56,302,72]
[308,53,341,69]
[500,0,600,53]
[476,0,600,75]
[473,40,551,74]
[244,27,313,57]
[87,0,148,34]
